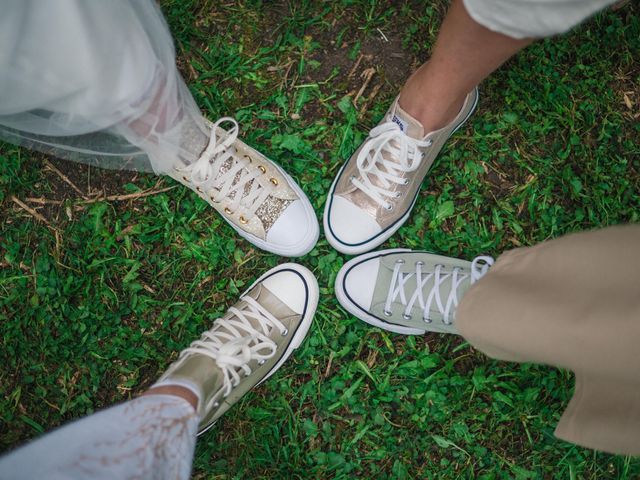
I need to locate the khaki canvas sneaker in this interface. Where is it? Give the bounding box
[155,263,318,435]
[335,249,493,335]
[324,89,478,255]
[169,117,319,257]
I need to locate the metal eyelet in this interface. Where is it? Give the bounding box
[196,186,202,193]
[424,317,432,324]
[402,313,412,320]
[282,328,289,336]
[224,207,233,215]
[396,259,405,265]
[239,215,248,224]
[182,176,189,182]
[403,179,409,185]
[270,177,278,186]
[415,261,424,266]
[258,359,266,365]
[383,309,393,317]
[244,154,252,163]
[384,204,393,211]
[258,165,267,174]
[213,401,220,408]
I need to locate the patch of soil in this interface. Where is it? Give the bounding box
[16,153,154,225]
[304,17,419,120]
[47,156,146,200]
[611,66,640,124]
[310,24,415,90]
[245,4,422,127]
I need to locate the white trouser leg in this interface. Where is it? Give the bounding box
[0,394,198,480]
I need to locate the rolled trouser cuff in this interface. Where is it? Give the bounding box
[556,372,640,456]
[457,225,640,454]
[462,0,618,39]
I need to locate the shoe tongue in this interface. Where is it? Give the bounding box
[390,101,425,139]
[214,284,293,340]
[216,152,262,202]
[246,284,296,322]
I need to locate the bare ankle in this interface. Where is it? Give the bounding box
[398,91,467,133]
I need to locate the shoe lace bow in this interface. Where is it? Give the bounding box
[181,296,287,397]
[183,117,273,218]
[384,256,494,325]
[352,121,433,209]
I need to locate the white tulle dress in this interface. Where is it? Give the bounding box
[0,2,208,478]
[0,0,209,173]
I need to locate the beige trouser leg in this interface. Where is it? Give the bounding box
[457,224,640,455]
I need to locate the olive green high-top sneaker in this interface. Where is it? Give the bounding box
[155,263,318,435]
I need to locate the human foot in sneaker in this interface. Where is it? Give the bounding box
[323,89,478,255]
[169,117,319,257]
[151,263,318,435]
[335,249,493,335]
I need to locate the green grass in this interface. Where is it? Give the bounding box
[1,1,639,478]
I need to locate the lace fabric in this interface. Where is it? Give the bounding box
[0,394,198,480]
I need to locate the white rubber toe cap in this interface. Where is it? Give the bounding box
[327,196,381,246]
[341,256,380,311]
[262,269,307,315]
[266,200,318,256]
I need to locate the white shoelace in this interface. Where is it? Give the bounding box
[384,256,494,325]
[180,296,287,399]
[351,122,433,209]
[178,117,273,218]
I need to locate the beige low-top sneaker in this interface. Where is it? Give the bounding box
[155,263,318,435]
[169,117,319,257]
[324,89,478,255]
[335,248,493,335]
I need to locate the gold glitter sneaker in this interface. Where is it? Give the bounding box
[324,89,478,255]
[169,117,319,257]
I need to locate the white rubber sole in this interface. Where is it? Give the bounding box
[335,248,426,335]
[323,89,479,256]
[197,263,319,436]
[170,162,319,258]
[323,173,418,256]
[251,263,319,383]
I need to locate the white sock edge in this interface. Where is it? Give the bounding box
[151,378,203,414]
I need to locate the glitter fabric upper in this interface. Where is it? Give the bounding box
[255,196,293,231]
[212,154,292,232]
